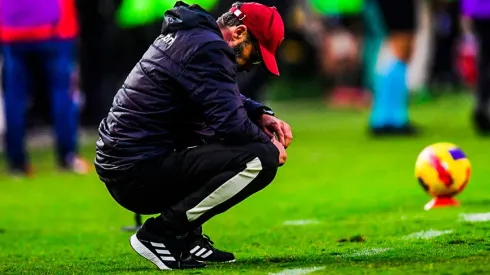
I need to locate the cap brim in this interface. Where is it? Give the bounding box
[259,44,279,76]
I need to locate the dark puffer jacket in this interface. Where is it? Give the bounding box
[95,2,273,172]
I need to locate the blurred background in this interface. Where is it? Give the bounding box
[0,0,485,172]
[3,2,490,272]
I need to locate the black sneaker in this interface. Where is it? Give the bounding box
[130,223,205,270]
[189,227,235,263]
[370,124,419,137]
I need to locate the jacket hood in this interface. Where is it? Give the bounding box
[161,1,222,37]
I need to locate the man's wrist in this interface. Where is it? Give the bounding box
[252,107,274,122]
[261,107,275,116]
[249,105,275,123]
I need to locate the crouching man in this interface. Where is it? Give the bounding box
[94,1,292,270]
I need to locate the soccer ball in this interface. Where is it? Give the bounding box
[415,142,471,198]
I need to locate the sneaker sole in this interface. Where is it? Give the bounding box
[196,259,236,264]
[130,234,172,270]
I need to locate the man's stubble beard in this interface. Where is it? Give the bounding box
[233,41,247,72]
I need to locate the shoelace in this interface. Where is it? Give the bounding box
[199,234,215,248]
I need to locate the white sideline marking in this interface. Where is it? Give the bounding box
[340,248,391,258]
[283,220,320,226]
[269,266,325,275]
[403,229,453,240]
[460,213,490,222]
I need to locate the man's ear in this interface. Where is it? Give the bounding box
[232,25,248,43]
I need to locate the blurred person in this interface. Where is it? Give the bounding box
[75,0,108,126]
[403,0,432,101]
[0,0,89,175]
[0,52,4,137]
[321,17,369,109]
[307,0,369,109]
[430,0,461,89]
[95,1,292,270]
[461,0,490,135]
[455,19,477,88]
[364,0,417,135]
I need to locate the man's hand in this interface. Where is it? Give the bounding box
[272,138,287,166]
[258,114,293,148]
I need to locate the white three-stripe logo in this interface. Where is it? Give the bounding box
[150,242,175,261]
[190,245,213,258]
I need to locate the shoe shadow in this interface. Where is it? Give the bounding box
[97,267,154,273]
[96,253,441,273]
[206,254,338,270]
[97,256,324,274]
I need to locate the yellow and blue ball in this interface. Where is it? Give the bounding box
[415,142,471,198]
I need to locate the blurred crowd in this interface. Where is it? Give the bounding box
[0,0,489,176]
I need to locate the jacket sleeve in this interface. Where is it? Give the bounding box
[178,41,271,144]
[240,94,275,122]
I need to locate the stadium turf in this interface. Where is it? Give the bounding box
[2,93,490,274]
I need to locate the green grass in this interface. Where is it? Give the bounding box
[2,94,490,274]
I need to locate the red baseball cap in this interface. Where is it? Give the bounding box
[229,3,284,76]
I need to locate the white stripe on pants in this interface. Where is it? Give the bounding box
[185,157,262,222]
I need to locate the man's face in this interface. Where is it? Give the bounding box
[225,25,262,72]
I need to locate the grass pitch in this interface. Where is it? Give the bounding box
[2,94,490,274]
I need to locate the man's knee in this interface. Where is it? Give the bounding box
[242,142,280,179]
